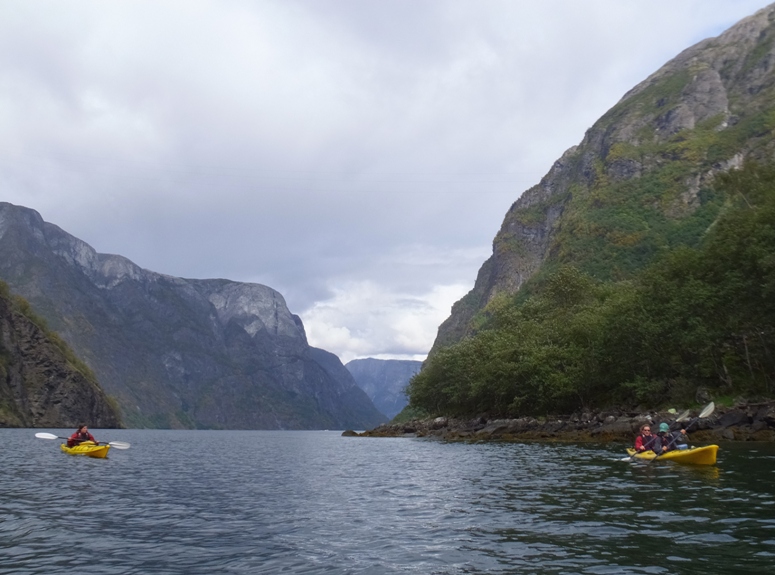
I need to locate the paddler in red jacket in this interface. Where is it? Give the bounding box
[67,424,97,447]
[634,424,658,452]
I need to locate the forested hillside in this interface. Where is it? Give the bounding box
[410,164,775,416]
[411,5,775,418]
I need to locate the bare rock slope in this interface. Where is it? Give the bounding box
[0,202,386,430]
[0,286,121,428]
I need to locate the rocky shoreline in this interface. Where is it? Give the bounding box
[344,401,775,443]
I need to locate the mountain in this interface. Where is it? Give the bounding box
[432,3,775,354]
[0,203,387,430]
[345,358,421,419]
[410,4,775,417]
[0,282,121,428]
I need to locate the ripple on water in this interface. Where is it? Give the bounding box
[2,431,775,574]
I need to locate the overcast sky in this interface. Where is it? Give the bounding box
[1,1,771,363]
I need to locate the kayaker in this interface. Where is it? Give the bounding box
[634,424,658,452]
[649,422,672,454]
[661,422,689,452]
[67,424,97,447]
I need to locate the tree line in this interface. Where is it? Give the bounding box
[408,162,775,417]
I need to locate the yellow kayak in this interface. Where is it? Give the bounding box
[626,444,718,465]
[60,441,111,459]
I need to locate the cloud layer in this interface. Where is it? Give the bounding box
[1,0,770,361]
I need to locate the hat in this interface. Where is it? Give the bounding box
[659,423,670,433]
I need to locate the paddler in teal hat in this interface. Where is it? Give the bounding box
[656,421,688,453]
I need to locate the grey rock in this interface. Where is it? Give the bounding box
[752,420,768,432]
[359,401,775,442]
[717,410,750,428]
[0,289,121,428]
[431,417,448,429]
[756,404,775,426]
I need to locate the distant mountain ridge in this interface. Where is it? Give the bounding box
[431,3,775,354]
[345,358,421,419]
[0,202,387,429]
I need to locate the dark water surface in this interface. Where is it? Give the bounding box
[2,429,774,575]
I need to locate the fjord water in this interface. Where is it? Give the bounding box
[2,430,774,575]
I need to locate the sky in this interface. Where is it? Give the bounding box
[1,0,772,363]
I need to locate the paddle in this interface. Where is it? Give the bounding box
[675,409,691,423]
[684,401,716,432]
[35,432,131,450]
[623,408,690,461]
[658,408,692,450]
[648,402,715,464]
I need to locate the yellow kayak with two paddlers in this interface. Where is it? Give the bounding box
[626,444,719,465]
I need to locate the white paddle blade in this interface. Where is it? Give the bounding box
[108,441,131,450]
[35,432,60,439]
[699,401,715,419]
[675,409,692,422]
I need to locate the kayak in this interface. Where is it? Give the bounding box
[60,441,111,459]
[626,444,718,465]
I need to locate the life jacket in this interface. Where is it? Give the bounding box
[67,431,94,447]
[661,431,688,451]
[635,433,657,452]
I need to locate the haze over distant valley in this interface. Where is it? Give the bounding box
[346,358,421,419]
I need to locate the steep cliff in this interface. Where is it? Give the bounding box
[432,3,775,354]
[0,283,121,428]
[345,358,422,419]
[0,203,386,429]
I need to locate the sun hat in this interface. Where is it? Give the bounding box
[659,422,670,433]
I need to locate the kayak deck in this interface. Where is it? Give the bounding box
[60,441,110,459]
[626,444,718,465]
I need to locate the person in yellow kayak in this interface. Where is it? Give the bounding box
[634,424,658,452]
[67,424,97,447]
[658,422,689,452]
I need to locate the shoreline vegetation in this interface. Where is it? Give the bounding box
[399,163,775,428]
[345,400,775,443]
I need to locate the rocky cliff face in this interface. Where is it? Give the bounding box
[0,203,386,430]
[0,285,121,428]
[345,358,422,419]
[432,3,775,353]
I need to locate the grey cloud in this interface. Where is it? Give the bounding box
[1,0,771,359]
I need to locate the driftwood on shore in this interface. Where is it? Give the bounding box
[344,401,775,442]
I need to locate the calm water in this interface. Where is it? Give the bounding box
[1,429,774,575]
